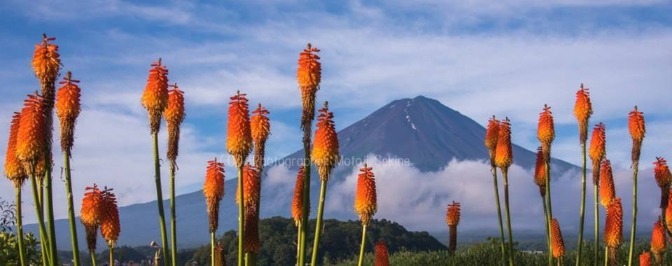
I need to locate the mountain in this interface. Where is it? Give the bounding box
[28,95,577,250]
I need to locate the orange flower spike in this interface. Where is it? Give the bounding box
[99,187,120,246]
[31,34,61,84]
[5,112,27,187]
[236,164,260,207]
[226,91,252,167]
[599,160,616,207]
[354,164,377,226]
[629,106,646,143]
[650,220,666,255]
[80,184,103,227]
[653,157,671,188]
[16,94,47,168]
[250,104,270,147]
[484,116,500,162]
[666,188,672,232]
[653,157,672,209]
[141,59,169,134]
[639,251,652,266]
[164,84,186,162]
[446,201,461,227]
[574,84,593,144]
[203,159,225,233]
[374,240,390,266]
[494,118,513,171]
[603,197,623,248]
[297,43,321,127]
[533,147,546,197]
[243,205,260,253]
[291,166,305,226]
[588,123,606,185]
[55,71,82,153]
[312,102,340,181]
[550,218,565,258]
[537,104,555,159]
[80,184,103,251]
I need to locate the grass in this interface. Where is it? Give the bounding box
[329,238,668,266]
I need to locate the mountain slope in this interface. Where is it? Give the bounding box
[30,95,577,249]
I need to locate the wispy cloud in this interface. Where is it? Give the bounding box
[0,0,670,226]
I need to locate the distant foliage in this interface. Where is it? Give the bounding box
[186,217,445,265]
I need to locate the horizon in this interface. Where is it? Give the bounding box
[1,0,671,238]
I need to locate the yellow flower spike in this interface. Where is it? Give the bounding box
[550,219,565,258]
[226,91,252,167]
[537,104,555,160]
[203,159,225,233]
[599,160,616,207]
[312,102,340,181]
[354,164,377,226]
[55,71,82,154]
[291,166,306,226]
[297,43,321,129]
[494,117,512,171]
[5,112,27,187]
[574,84,593,144]
[140,59,169,134]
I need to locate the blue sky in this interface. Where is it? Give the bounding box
[1,0,672,229]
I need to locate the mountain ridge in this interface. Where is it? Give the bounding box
[26,95,578,249]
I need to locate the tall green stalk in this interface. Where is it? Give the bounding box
[545,159,553,266]
[310,180,328,265]
[15,186,26,266]
[90,250,97,266]
[594,182,599,266]
[490,165,507,265]
[542,195,551,266]
[29,168,51,266]
[502,169,514,266]
[152,133,169,266]
[170,162,177,266]
[357,224,367,266]
[109,245,114,266]
[603,246,609,266]
[298,126,312,266]
[237,165,245,266]
[296,223,302,264]
[63,151,81,265]
[628,161,639,266]
[211,232,216,266]
[576,143,587,266]
[45,167,58,263]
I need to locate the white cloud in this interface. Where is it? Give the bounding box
[325,155,663,235]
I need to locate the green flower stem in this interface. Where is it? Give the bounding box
[64,151,81,266]
[628,161,639,266]
[45,168,58,264]
[502,169,514,266]
[310,179,329,266]
[594,182,600,266]
[211,232,216,266]
[545,158,554,266]
[542,194,551,266]
[298,125,312,266]
[152,132,169,266]
[109,245,114,266]
[30,170,51,266]
[237,165,245,266]
[490,164,507,265]
[90,249,97,266]
[170,162,177,266]
[15,186,26,266]
[357,224,368,266]
[576,143,587,266]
